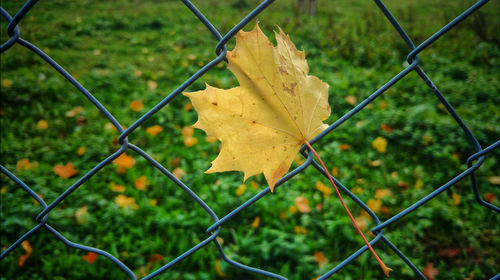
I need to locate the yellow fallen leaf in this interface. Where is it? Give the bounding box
[289,205,297,214]
[134,70,142,77]
[315,181,332,198]
[184,136,198,147]
[415,179,423,190]
[183,23,330,191]
[366,198,382,213]
[294,226,307,234]
[110,182,126,192]
[134,176,149,190]
[451,193,461,205]
[375,189,392,199]
[53,162,79,179]
[172,167,185,179]
[372,136,387,153]
[147,80,157,90]
[149,199,157,206]
[115,194,138,210]
[146,125,163,136]
[75,206,89,224]
[130,100,144,112]
[2,79,13,88]
[215,259,227,278]
[66,106,83,117]
[19,241,32,267]
[251,216,260,228]
[294,196,311,213]
[77,146,86,156]
[184,103,192,111]
[37,120,49,129]
[235,184,247,196]
[339,144,350,151]
[206,136,217,143]
[345,95,357,105]
[489,176,500,185]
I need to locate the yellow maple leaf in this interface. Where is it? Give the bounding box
[53,162,79,179]
[16,158,35,171]
[184,23,330,191]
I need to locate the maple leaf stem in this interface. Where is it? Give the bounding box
[304,140,392,276]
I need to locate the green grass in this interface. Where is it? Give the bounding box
[1,0,499,279]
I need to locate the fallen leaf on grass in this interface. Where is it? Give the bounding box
[339,144,350,151]
[422,263,439,280]
[134,176,149,190]
[251,216,260,228]
[75,206,89,224]
[294,226,307,234]
[484,192,497,203]
[314,251,328,268]
[66,106,83,117]
[372,137,387,153]
[215,259,227,278]
[438,248,460,258]
[53,162,79,179]
[295,196,311,213]
[236,184,247,196]
[146,125,163,136]
[115,195,138,210]
[345,95,357,105]
[488,176,500,185]
[130,100,144,112]
[19,241,32,267]
[172,168,185,179]
[110,182,126,192]
[380,124,392,133]
[113,153,136,172]
[82,252,98,263]
[315,181,332,198]
[375,189,392,199]
[16,158,35,171]
[37,120,49,130]
[77,146,86,156]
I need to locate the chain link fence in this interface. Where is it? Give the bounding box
[1,0,499,279]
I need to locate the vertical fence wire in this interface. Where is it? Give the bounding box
[1,0,499,279]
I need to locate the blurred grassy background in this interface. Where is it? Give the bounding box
[1,0,499,279]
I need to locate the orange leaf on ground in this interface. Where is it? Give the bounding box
[82,252,98,263]
[330,166,339,177]
[16,158,35,171]
[294,196,311,213]
[113,153,136,169]
[484,192,497,203]
[422,263,439,280]
[66,106,83,117]
[451,193,461,205]
[251,216,260,228]
[172,168,185,179]
[184,102,192,111]
[339,144,350,151]
[19,241,32,267]
[134,176,150,190]
[294,226,307,234]
[184,136,198,147]
[314,251,328,268]
[397,181,409,189]
[215,259,227,278]
[77,146,86,156]
[438,248,460,258]
[115,195,138,210]
[345,95,357,105]
[380,124,393,133]
[53,162,79,179]
[366,199,382,213]
[367,159,382,167]
[110,182,126,192]
[130,100,144,112]
[37,120,49,130]
[2,79,13,87]
[379,100,388,109]
[146,125,163,136]
[289,206,297,214]
[375,189,392,199]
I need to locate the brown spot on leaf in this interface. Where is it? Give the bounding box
[212,102,218,106]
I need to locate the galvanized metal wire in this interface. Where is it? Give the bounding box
[1,0,499,279]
